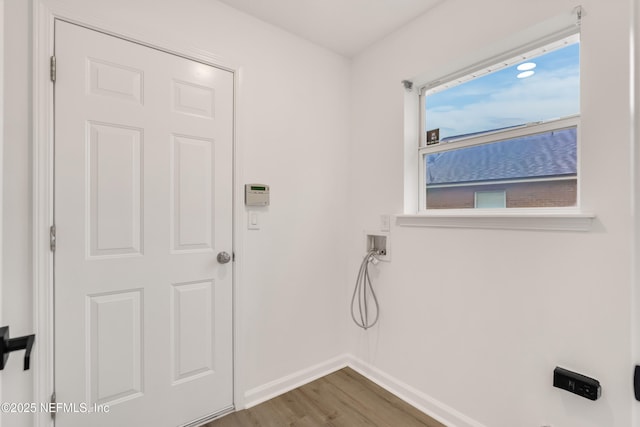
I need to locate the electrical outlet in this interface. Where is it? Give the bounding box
[380,214,390,232]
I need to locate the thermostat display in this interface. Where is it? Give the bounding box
[245,184,270,206]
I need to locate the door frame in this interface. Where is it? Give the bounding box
[33,3,245,425]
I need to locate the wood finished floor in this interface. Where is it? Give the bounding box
[206,368,446,427]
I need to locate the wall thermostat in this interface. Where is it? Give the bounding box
[245,184,270,206]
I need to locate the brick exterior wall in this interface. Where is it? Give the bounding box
[426,179,577,209]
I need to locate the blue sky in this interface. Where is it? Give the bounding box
[426,43,580,140]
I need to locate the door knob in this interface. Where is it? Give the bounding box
[217,251,232,264]
[0,326,35,370]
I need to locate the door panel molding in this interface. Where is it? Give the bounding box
[33,3,243,425]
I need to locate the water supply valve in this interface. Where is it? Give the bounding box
[365,231,390,261]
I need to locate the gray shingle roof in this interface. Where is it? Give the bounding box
[426,128,577,185]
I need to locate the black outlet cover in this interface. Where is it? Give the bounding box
[553,366,601,401]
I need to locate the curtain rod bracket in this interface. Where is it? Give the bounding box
[573,5,583,26]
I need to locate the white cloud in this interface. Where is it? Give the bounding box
[427,67,579,138]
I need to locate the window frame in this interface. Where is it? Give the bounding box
[415,29,582,214]
[399,10,594,230]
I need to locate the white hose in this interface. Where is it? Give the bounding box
[351,250,380,329]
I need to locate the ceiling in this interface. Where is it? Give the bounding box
[217,0,443,57]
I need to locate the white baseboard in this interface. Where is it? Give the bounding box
[242,354,350,408]
[346,355,488,427]
[242,353,486,427]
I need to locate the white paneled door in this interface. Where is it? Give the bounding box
[54,21,233,427]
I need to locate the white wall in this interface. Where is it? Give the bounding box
[349,0,635,426]
[4,0,640,426]
[633,0,640,425]
[634,0,640,419]
[0,0,4,423]
[2,0,350,424]
[2,1,35,425]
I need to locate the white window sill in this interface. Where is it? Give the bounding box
[395,210,595,232]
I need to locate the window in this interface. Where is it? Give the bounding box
[475,191,506,209]
[419,34,580,211]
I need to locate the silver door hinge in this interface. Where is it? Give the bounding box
[50,56,56,82]
[50,392,56,420]
[50,225,56,252]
